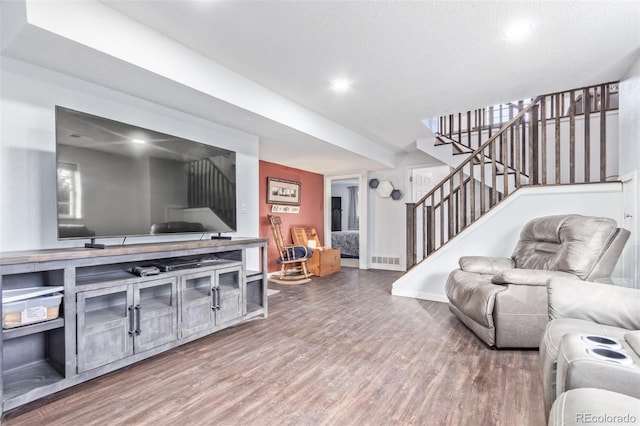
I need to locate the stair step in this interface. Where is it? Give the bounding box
[434,135,454,145]
[452,144,473,154]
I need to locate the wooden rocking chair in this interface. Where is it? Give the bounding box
[267,215,311,284]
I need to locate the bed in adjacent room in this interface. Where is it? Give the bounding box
[331,230,359,258]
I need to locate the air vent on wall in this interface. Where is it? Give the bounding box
[371,256,400,265]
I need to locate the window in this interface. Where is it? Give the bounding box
[57,162,82,219]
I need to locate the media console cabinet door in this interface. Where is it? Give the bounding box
[77,284,134,373]
[218,290,241,324]
[215,266,243,325]
[133,278,179,353]
[179,270,215,338]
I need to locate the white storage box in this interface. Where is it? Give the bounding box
[2,287,64,329]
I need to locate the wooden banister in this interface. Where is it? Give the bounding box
[407,82,619,269]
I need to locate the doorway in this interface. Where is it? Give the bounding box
[325,174,367,269]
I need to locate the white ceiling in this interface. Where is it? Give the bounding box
[4,1,640,175]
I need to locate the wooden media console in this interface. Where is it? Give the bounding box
[0,238,267,415]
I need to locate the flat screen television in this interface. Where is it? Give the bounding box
[55,106,237,244]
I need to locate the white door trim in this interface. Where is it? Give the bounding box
[621,171,638,281]
[325,173,368,270]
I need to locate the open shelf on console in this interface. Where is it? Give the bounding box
[2,270,65,290]
[3,318,65,341]
[3,360,65,403]
[246,278,265,317]
[2,328,66,406]
[76,269,136,286]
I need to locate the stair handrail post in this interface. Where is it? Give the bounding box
[406,202,417,269]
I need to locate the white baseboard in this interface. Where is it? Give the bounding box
[391,288,448,303]
[369,263,406,272]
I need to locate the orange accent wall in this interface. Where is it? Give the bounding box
[259,161,324,272]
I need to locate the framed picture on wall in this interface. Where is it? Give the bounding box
[267,177,301,206]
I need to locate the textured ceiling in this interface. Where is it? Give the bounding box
[4,0,633,173]
[102,0,640,161]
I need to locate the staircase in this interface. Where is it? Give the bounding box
[407,82,619,268]
[187,158,236,229]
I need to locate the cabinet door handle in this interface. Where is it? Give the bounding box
[128,305,134,337]
[211,287,216,310]
[135,305,142,335]
[212,287,220,310]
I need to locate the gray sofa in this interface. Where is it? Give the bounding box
[445,214,629,348]
[549,388,640,426]
[540,277,640,411]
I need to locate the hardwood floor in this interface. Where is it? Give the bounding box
[3,268,546,425]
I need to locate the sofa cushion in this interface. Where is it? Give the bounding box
[459,256,515,274]
[548,278,640,329]
[491,269,577,286]
[512,215,567,270]
[511,215,618,279]
[555,215,618,279]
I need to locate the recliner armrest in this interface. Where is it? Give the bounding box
[491,269,578,286]
[548,277,640,329]
[459,256,515,274]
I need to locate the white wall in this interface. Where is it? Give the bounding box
[392,183,625,301]
[619,56,640,178]
[619,53,640,280]
[366,153,443,271]
[0,58,260,267]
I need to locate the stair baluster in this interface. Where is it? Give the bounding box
[407,82,619,269]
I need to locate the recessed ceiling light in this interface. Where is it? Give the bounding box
[330,78,352,92]
[132,139,146,144]
[504,22,533,40]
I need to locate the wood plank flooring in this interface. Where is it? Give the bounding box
[3,268,546,425]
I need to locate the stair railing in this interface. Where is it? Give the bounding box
[435,83,618,152]
[436,100,529,151]
[188,158,236,229]
[407,82,618,269]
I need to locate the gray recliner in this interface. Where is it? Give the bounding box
[540,277,640,412]
[445,214,629,348]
